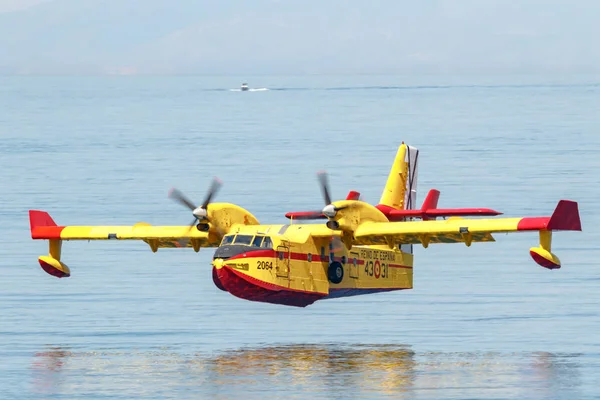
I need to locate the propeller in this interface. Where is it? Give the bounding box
[284,171,361,223]
[317,171,349,226]
[169,177,223,236]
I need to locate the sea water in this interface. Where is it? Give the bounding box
[0,74,599,399]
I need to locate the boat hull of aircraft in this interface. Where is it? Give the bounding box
[211,241,413,307]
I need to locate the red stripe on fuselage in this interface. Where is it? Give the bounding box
[389,263,412,269]
[227,249,367,265]
[226,249,412,269]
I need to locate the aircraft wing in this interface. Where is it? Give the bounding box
[29,210,220,250]
[353,200,581,247]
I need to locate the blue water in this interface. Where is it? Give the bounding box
[1,74,599,399]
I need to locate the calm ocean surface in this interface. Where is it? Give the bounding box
[0,74,599,399]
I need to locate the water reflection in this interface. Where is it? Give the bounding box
[31,344,584,399]
[202,344,416,398]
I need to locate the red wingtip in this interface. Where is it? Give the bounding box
[547,200,582,231]
[29,210,65,240]
[29,210,57,231]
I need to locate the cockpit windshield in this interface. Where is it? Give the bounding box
[261,236,273,248]
[251,236,264,247]
[220,234,273,249]
[221,235,234,245]
[233,235,253,245]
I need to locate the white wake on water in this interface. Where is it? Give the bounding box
[229,88,269,92]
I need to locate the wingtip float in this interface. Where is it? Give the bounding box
[29,144,582,307]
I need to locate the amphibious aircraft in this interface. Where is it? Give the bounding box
[29,143,582,307]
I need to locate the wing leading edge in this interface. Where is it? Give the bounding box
[30,210,216,246]
[353,200,581,269]
[29,210,221,278]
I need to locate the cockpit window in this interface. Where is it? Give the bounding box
[234,234,253,245]
[221,235,234,245]
[251,236,264,247]
[261,237,273,249]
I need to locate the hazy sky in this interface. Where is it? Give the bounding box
[0,0,598,75]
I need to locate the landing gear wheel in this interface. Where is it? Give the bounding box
[196,223,210,232]
[328,261,344,284]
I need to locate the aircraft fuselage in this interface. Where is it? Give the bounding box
[211,223,414,307]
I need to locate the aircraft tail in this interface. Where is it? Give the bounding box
[378,143,419,210]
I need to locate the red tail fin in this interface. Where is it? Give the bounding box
[420,189,440,220]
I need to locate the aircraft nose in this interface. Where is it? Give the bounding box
[213,244,250,260]
[212,258,224,269]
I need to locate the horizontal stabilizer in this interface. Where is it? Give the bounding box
[376,189,502,221]
[386,207,503,221]
[285,191,361,220]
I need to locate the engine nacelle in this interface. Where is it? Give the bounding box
[326,200,388,232]
[38,256,71,278]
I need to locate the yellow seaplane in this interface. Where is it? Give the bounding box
[29,144,582,307]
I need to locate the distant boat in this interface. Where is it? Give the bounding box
[240,83,249,91]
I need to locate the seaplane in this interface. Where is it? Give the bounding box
[28,144,582,307]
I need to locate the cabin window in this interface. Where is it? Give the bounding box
[251,236,264,247]
[341,256,346,265]
[307,253,312,262]
[221,235,234,245]
[234,235,253,245]
[261,237,273,249]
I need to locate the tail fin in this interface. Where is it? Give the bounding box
[420,189,440,219]
[378,143,419,210]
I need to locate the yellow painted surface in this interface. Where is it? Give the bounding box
[379,143,408,209]
[354,217,524,246]
[30,144,574,298]
[213,223,414,295]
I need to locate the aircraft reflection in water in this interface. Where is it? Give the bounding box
[30,345,584,399]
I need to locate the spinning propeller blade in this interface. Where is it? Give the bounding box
[317,171,332,206]
[201,177,222,209]
[168,177,223,244]
[168,188,196,211]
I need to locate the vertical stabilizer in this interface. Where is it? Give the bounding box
[378,144,419,210]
